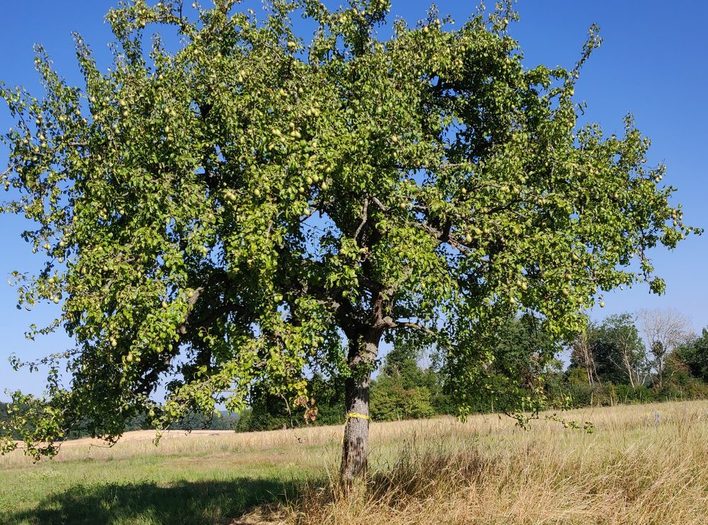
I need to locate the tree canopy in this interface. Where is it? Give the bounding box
[570,314,647,387]
[0,0,697,480]
[674,329,708,383]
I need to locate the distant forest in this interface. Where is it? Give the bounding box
[238,310,708,432]
[3,310,706,437]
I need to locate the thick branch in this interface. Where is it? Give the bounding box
[370,196,388,212]
[393,320,438,337]
[177,286,205,335]
[354,197,369,239]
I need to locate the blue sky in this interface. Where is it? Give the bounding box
[1,1,707,396]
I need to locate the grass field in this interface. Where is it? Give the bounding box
[1,400,706,524]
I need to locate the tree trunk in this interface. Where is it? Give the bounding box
[340,330,379,486]
[622,353,636,389]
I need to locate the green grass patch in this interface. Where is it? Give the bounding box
[1,453,321,524]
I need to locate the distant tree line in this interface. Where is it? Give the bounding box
[3,310,705,436]
[237,309,708,431]
[563,310,708,406]
[0,401,239,440]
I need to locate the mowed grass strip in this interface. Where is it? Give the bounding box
[1,432,336,524]
[1,400,707,524]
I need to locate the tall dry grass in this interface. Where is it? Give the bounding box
[251,401,708,525]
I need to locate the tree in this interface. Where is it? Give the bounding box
[370,375,435,421]
[639,309,693,387]
[0,0,697,484]
[370,341,439,421]
[572,314,648,387]
[604,315,648,388]
[571,326,600,386]
[673,329,708,383]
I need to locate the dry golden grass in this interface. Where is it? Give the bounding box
[2,400,707,525]
[253,401,708,525]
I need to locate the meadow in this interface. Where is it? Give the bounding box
[1,400,706,524]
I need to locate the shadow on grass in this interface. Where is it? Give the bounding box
[4,477,301,525]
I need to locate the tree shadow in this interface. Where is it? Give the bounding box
[3,477,301,525]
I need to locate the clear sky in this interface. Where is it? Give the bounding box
[1,1,706,397]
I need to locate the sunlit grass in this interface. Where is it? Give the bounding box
[2,400,706,524]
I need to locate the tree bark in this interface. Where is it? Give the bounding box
[340,329,379,486]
